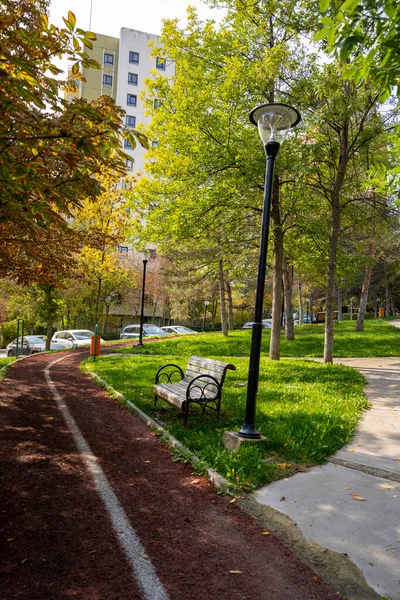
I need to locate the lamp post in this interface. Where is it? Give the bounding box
[238,103,301,439]
[136,249,152,347]
[376,297,380,319]
[203,300,210,332]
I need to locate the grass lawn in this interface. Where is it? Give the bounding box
[0,357,14,370]
[111,318,400,358]
[83,328,369,490]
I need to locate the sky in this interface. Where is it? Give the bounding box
[49,0,226,38]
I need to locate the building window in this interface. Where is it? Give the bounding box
[125,159,133,171]
[103,74,113,87]
[119,245,129,254]
[125,115,136,128]
[156,57,166,70]
[129,51,139,64]
[154,99,161,108]
[127,94,137,106]
[128,73,138,85]
[152,140,159,147]
[124,139,132,149]
[104,53,114,65]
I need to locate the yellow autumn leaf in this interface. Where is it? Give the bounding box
[230,498,237,503]
[348,449,355,453]
[262,531,271,535]
[230,570,243,574]
[343,487,350,490]
[381,484,396,490]
[351,494,366,501]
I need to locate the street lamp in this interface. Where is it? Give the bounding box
[136,249,152,347]
[238,103,301,439]
[203,300,210,332]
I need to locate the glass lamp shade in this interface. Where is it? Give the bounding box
[142,249,152,261]
[249,103,301,145]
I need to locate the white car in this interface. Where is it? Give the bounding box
[51,330,104,349]
[160,326,199,335]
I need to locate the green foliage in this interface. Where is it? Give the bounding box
[84,347,367,490]
[316,0,400,100]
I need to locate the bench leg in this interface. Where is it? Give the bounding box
[154,395,158,407]
[184,402,189,427]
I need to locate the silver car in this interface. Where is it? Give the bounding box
[6,335,65,356]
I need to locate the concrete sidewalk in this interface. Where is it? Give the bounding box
[254,336,400,599]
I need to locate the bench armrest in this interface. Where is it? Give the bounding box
[155,363,184,385]
[186,374,221,402]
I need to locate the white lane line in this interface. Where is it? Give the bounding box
[44,354,169,600]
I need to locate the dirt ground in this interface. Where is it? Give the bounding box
[0,350,342,599]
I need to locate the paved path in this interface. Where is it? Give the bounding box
[0,350,341,600]
[254,336,400,600]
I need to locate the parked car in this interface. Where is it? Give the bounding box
[160,326,199,335]
[51,330,104,349]
[6,335,65,356]
[120,324,171,339]
[242,321,272,329]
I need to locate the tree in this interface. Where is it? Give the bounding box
[0,0,147,278]
[318,0,400,102]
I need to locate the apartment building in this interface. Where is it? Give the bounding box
[67,27,174,173]
[65,27,174,329]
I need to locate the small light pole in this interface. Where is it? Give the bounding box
[137,249,152,347]
[203,300,210,332]
[238,103,301,439]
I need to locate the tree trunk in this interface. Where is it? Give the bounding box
[225,280,234,331]
[218,258,228,337]
[385,282,390,318]
[282,258,294,340]
[94,277,102,326]
[298,279,303,324]
[269,177,283,360]
[337,288,343,321]
[324,119,349,363]
[309,292,314,323]
[356,242,374,331]
[46,321,53,351]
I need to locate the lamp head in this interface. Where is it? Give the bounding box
[142,249,151,261]
[249,103,301,146]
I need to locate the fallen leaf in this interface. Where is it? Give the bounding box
[348,449,355,453]
[229,498,237,504]
[191,479,200,484]
[144,460,151,463]
[280,496,286,502]
[262,531,271,535]
[381,484,396,490]
[6,538,14,542]
[393,495,398,498]
[391,549,397,553]
[229,570,243,574]
[351,494,366,501]
[20,558,30,564]
[313,576,318,581]
[343,487,350,490]
[140,553,148,559]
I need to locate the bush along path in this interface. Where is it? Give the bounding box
[0,350,342,600]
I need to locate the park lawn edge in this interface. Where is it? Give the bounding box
[81,350,368,492]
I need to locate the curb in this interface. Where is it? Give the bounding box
[85,366,382,600]
[85,369,232,492]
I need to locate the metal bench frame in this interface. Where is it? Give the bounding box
[153,356,236,426]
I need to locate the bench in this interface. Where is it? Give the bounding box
[153,355,236,426]
[315,311,338,324]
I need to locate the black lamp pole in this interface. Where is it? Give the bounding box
[137,256,149,347]
[238,103,301,440]
[238,141,279,439]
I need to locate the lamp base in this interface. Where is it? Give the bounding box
[224,431,266,452]
[237,424,262,439]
